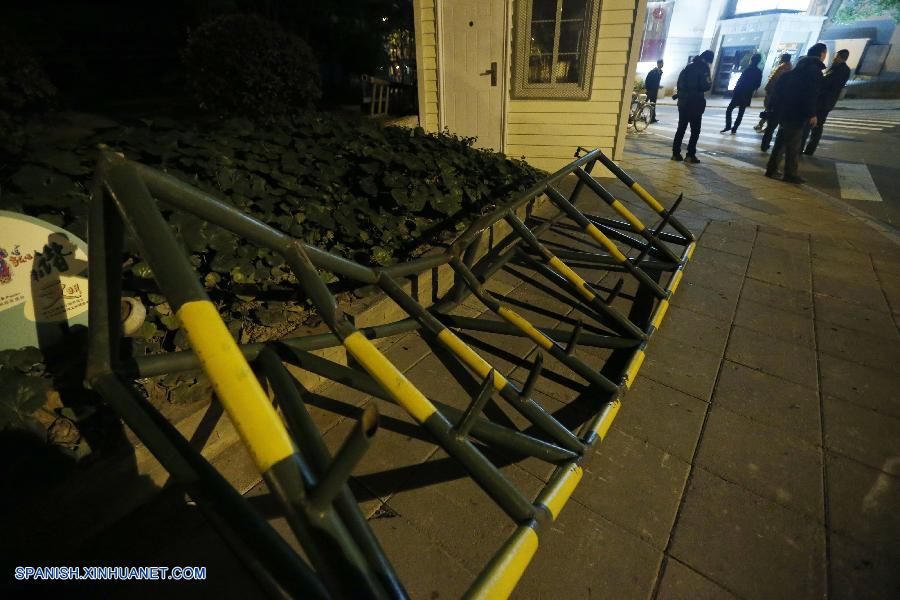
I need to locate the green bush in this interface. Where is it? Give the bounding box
[633,76,645,93]
[0,348,51,436]
[183,14,322,119]
[4,109,545,434]
[834,0,899,24]
[5,112,544,355]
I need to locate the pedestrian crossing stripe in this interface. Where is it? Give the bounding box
[821,122,885,131]
[649,127,767,145]
[675,113,898,131]
[696,116,887,131]
[828,115,900,125]
[829,117,900,125]
[836,162,883,202]
[646,126,824,147]
[650,118,887,135]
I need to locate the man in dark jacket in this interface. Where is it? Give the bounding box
[672,50,714,163]
[645,60,663,122]
[722,53,763,134]
[803,49,851,155]
[765,43,827,183]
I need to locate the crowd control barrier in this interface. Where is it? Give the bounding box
[85,147,695,598]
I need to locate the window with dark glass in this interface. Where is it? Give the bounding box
[512,0,601,99]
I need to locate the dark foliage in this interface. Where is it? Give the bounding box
[0,348,51,435]
[0,29,57,113]
[3,111,543,410]
[0,30,57,159]
[183,14,322,118]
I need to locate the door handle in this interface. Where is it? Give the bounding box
[480,61,498,86]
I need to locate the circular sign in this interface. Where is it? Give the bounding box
[0,211,89,351]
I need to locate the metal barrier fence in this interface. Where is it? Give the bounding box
[86,147,695,598]
[361,74,391,117]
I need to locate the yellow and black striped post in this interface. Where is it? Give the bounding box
[466,399,620,599]
[594,150,695,242]
[448,256,621,395]
[92,145,698,600]
[573,168,682,264]
[505,211,651,341]
[103,156,389,599]
[543,185,667,298]
[283,241,538,524]
[376,274,585,453]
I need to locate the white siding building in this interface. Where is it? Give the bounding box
[413,0,649,173]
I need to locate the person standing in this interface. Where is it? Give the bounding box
[803,48,851,155]
[645,59,664,122]
[721,53,763,134]
[760,55,795,150]
[765,43,827,183]
[672,50,714,164]
[755,53,792,132]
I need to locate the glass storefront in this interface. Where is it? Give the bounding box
[714,32,763,94]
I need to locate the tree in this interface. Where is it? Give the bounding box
[833,0,900,23]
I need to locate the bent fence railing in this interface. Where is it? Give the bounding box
[361,74,391,117]
[86,147,695,598]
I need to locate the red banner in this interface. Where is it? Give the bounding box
[640,2,674,62]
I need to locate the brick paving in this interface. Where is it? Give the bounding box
[69,145,900,599]
[581,147,900,600]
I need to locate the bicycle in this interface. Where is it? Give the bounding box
[628,91,656,132]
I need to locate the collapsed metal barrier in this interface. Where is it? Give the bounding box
[86,147,695,598]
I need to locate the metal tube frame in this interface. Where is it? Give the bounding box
[85,148,696,599]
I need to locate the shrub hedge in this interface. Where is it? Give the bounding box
[183,15,322,119]
[2,111,544,416]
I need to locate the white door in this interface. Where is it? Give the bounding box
[440,0,506,151]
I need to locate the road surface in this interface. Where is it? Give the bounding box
[631,101,900,230]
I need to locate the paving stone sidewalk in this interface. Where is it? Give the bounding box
[610,147,900,600]
[67,146,900,599]
[350,147,900,599]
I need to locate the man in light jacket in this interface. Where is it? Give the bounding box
[755,53,792,133]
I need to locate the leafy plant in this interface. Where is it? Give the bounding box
[3,111,544,407]
[633,76,646,93]
[833,0,899,23]
[0,348,53,445]
[183,14,322,119]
